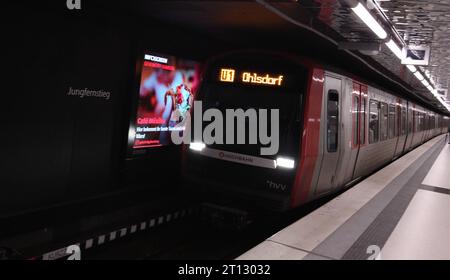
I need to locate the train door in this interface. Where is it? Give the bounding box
[404,103,414,151]
[315,75,342,195]
[392,99,402,159]
[350,83,367,180]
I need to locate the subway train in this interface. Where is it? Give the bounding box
[182,51,449,211]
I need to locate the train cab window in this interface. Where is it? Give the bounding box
[369,100,379,143]
[388,104,396,139]
[327,90,339,153]
[401,107,407,135]
[380,102,388,141]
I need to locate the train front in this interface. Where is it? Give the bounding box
[182,52,309,211]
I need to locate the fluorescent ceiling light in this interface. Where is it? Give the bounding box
[427,87,450,111]
[414,71,424,81]
[352,3,387,39]
[385,40,403,59]
[406,65,417,73]
[276,157,295,169]
[189,142,205,152]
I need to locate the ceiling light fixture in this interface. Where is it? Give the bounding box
[351,3,388,39]
[385,39,403,59]
[346,1,448,112]
[413,71,424,81]
[406,65,417,73]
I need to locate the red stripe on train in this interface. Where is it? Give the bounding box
[291,68,324,207]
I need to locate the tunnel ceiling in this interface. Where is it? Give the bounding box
[379,0,450,108]
[298,0,450,111]
[127,0,450,114]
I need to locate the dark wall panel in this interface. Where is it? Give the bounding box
[0,4,228,219]
[0,9,135,217]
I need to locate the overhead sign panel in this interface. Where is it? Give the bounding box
[436,88,448,97]
[401,45,431,66]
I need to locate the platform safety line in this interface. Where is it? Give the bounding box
[29,206,198,260]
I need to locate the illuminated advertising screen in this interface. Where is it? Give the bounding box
[131,52,201,150]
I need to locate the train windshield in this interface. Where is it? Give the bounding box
[199,78,305,158]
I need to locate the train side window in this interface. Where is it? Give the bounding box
[380,102,388,141]
[423,114,427,131]
[360,97,367,145]
[417,112,422,131]
[414,111,417,132]
[369,100,379,143]
[401,107,407,135]
[388,104,396,139]
[408,109,413,133]
[353,95,360,146]
[423,113,426,131]
[421,113,424,131]
[327,90,339,153]
[416,111,420,132]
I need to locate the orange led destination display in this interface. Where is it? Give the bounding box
[242,72,284,86]
[219,68,284,86]
[220,69,236,82]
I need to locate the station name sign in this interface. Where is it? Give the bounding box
[219,68,284,86]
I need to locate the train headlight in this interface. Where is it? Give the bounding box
[189,142,206,152]
[276,157,295,169]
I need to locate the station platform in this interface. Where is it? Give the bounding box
[238,135,450,260]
